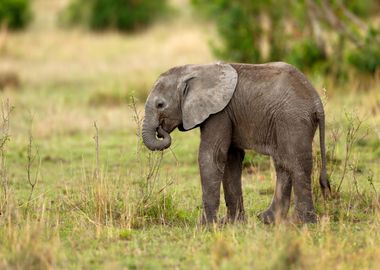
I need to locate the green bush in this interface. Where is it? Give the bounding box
[191,0,264,63]
[192,1,308,64]
[192,0,380,77]
[346,0,376,16]
[0,0,31,30]
[287,39,327,72]
[347,28,380,75]
[209,2,261,63]
[61,0,170,32]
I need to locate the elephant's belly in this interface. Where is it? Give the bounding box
[231,127,274,156]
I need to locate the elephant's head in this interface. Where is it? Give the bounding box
[142,63,238,151]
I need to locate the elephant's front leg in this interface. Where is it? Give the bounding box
[198,113,232,224]
[222,146,245,223]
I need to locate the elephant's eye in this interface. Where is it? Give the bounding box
[156,101,165,109]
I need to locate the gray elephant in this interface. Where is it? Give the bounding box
[142,62,331,224]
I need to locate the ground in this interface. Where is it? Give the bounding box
[0,0,380,269]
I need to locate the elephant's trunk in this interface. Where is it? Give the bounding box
[142,114,171,151]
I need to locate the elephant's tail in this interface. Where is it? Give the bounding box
[317,111,331,199]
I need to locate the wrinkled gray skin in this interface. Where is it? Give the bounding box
[142,62,331,225]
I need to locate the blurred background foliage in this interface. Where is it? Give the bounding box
[0,0,32,30]
[1,0,380,81]
[59,0,171,31]
[192,0,380,80]
[0,1,379,268]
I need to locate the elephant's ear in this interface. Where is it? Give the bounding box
[180,63,238,130]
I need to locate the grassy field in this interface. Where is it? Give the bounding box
[0,1,380,269]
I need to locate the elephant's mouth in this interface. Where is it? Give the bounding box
[156,126,166,139]
[142,115,172,151]
[159,118,180,135]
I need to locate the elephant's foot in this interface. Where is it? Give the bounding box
[257,209,276,224]
[258,208,287,225]
[219,213,246,225]
[294,211,317,224]
[199,213,218,226]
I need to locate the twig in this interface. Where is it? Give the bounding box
[157,180,174,194]
[168,147,179,167]
[26,117,41,204]
[142,151,164,205]
[93,121,100,180]
[0,99,12,213]
[337,113,365,193]
[366,170,377,195]
[128,96,143,155]
[18,191,48,208]
[128,95,174,213]
[350,163,367,204]
[62,196,100,226]
[328,126,341,179]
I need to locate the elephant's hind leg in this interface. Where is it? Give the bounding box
[222,146,245,223]
[292,151,317,223]
[258,159,292,224]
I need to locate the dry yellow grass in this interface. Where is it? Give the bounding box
[1,0,216,85]
[0,0,217,139]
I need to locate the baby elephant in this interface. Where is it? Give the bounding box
[142,62,331,224]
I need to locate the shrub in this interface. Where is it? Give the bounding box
[210,2,261,63]
[61,0,170,32]
[192,0,380,77]
[347,28,380,75]
[191,0,263,63]
[0,0,31,30]
[287,39,327,72]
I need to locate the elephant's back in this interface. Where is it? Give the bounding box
[230,62,322,112]
[227,62,322,152]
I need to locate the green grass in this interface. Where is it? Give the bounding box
[0,0,380,269]
[0,72,379,270]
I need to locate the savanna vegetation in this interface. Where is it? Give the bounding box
[192,0,380,78]
[0,0,379,269]
[59,0,171,31]
[0,0,31,30]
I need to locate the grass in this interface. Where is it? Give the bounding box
[0,0,380,269]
